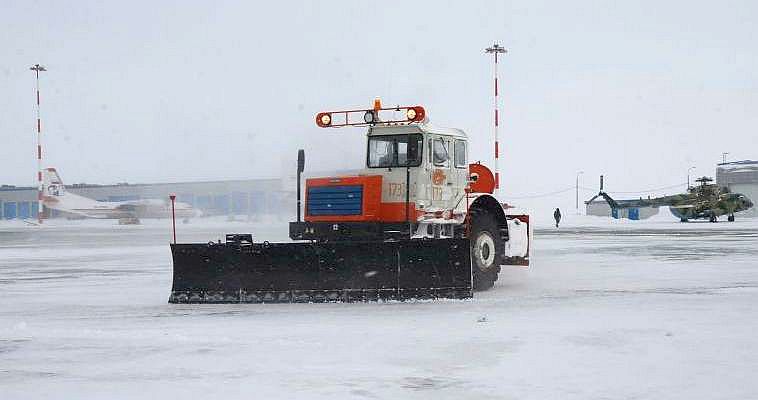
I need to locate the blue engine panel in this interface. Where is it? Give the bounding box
[307,185,363,216]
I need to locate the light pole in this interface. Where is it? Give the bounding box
[687,166,696,189]
[575,171,584,214]
[721,152,729,164]
[30,64,46,224]
[484,42,507,198]
[169,194,176,244]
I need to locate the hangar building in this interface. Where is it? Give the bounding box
[717,160,758,217]
[0,177,295,220]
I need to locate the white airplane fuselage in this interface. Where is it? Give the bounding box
[41,168,198,220]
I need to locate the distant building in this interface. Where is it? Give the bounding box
[717,160,758,217]
[585,200,660,220]
[0,177,295,220]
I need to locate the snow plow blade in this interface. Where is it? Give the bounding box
[169,237,472,303]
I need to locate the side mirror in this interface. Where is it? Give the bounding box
[297,149,305,174]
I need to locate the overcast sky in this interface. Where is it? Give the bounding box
[1,0,757,212]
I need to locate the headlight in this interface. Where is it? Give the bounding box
[406,106,425,122]
[363,110,375,124]
[318,113,332,126]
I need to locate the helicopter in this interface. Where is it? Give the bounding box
[588,175,754,222]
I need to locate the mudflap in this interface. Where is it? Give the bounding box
[169,238,472,303]
[504,214,531,267]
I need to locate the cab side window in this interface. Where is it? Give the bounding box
[432,138,449,167]
[454,140,466,168]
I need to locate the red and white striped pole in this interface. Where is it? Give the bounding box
[485,43,507,197]
[30,64,47,224]
[169,194,177,244]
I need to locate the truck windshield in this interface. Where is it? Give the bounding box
[367,134,423,168]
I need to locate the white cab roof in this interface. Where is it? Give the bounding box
[368,122,467,139]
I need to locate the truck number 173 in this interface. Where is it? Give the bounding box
[432,186,443,201]
[388,183,405,198]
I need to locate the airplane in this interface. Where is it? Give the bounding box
[41,168,198,221]
[587,175,754,222]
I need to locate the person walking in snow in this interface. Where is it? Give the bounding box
[554,208,562,228]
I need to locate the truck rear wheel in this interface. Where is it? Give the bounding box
[469,210,502,291]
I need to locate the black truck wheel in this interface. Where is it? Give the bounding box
[469,209,503,291]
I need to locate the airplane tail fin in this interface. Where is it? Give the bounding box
[42,168,66,198]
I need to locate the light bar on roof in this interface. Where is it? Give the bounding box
[315,104,426,128]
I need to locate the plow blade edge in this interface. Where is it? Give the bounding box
[169,239,472,303]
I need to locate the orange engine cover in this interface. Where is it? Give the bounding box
[469,163,495,194]
[304,175,383,222]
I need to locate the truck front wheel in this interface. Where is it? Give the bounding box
[469,210,503,291]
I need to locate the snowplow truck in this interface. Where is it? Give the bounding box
[169,102,531,303]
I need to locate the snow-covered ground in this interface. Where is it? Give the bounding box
[1,216,757,399]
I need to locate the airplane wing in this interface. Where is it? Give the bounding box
[113,199,197,218]
[113,198,159,207]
